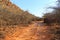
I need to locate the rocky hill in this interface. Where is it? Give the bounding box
[0,0,23,14]
[0,0,39,26]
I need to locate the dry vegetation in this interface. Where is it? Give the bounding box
[0,0,41,26]
[0,0,42,40]
[43,6,60,40]
[0,0,60,40]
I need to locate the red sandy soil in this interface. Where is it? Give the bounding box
[1,21,53,40]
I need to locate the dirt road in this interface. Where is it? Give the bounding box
[1,21,52,40]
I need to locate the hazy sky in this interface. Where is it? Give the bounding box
[10,0,57,17]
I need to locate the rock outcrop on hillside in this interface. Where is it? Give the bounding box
[0,0,23,14]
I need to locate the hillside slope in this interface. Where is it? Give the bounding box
[0,0,38,26]
[0,0,23,14]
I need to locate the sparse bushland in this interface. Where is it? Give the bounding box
[0,8,41,26]
[43,9,60,25]
[43,2,60,40]
[0,0,42,26]
[43,12,60,40]
[43,0,60,40]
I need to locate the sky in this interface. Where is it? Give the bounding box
[10,0,57,17]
